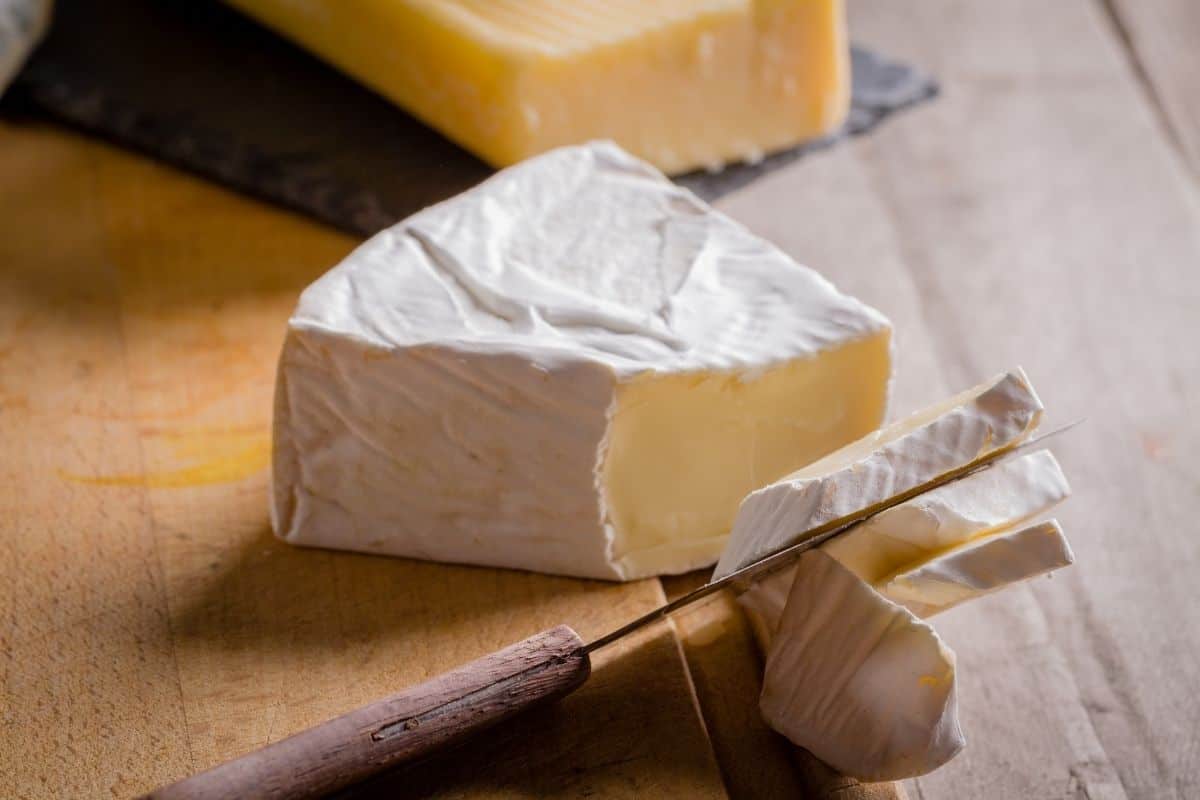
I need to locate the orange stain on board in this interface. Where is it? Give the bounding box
[1140,431,1170,462]
[60,427,270,488]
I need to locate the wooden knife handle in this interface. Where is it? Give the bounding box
[141,625,590,800]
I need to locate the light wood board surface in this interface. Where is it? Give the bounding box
[3,0,1200,797]
[1105,0,1200,178]
[0,124,730,799]
[721,0,1200,796]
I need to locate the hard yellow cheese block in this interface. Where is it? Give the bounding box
[224,0,850,174]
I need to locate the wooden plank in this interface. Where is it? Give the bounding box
[0,122,728,798]
[1103,0,1200,178]
[661,573,810,799]
[718,0,1200,795]
[0,123,191,798]
[144,625,592,799]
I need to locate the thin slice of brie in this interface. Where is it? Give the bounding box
[824,449,1070,583]
[760,549,964,782]
[879,519,1073,618]
[715,368,1043,580]
[741,449,1070,643]
[272,142,892,580]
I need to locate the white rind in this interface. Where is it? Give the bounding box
[289,141,889,375]
[715,369,1044,580]
[272,141,890,580]
[825,449,1070,584]
[740,449,1071,643]
[880,519,1074,617]
[0,0,51,96]
[760,550,965,782]
[272,332,618,577]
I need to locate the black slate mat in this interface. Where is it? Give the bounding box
[4,0,937,236]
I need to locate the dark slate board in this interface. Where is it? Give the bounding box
[3,0,937,237]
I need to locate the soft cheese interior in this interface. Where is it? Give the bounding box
[604,335,890,577]
[714,368,1043,580]
[272,142,892,581]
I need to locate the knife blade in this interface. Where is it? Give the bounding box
[581,417,1084,653]
[142,418,1082,799]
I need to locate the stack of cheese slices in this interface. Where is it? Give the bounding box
[271,142,1073,782]
[721,369,1072,780]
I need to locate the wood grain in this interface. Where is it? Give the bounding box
[0,121,727,799]
[337,625,726,799]
[719,0,1200,795]
[143,626,590,799]
[1103,0,1200,178]
[663,573,906,800]
[5,0,1200,795]
[661,574,809,799]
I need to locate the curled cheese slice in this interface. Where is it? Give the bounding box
[760,549,964,781]
[880,519,1074,618]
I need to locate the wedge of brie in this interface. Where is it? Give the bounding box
[715,368,1043,580]
[741,448,1071,644]
[760,549,965,782]
[879,519,1074,618]
[272,141,892,580]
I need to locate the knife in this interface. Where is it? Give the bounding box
[141,420,1080,799]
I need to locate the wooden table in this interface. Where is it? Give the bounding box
[3,1,1198,797]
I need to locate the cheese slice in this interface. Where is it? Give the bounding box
[715,368,1043,580]
[272,142,892,580]
[745,448,1074,778]
[879,519,1074,618]
[759,549,965,782]
[224,0,849,174]
[0,0,51,96]
[741,449,1070,643]
[824,449,1069,583]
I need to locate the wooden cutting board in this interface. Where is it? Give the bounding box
[6,0,1200,796]
[0,117,902,798]
[0,4,930,796]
